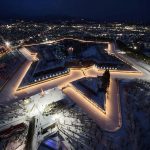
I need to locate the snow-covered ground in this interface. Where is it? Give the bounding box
[72,77,105,109]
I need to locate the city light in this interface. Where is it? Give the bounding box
[52,114,60,121]
[0,21,149,149]
[5,41,11,48]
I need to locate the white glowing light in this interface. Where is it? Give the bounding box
[52,114,60,121]
[5,41,11,47]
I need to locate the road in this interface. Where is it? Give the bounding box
[113,41,150,81]
[0,38,149,132]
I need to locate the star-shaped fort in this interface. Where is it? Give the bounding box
[0,37,149,150]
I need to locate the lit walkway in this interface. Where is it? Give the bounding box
[62,78,121,132]
[0,38,147,132]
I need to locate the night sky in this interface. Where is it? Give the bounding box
[0,0,149,22]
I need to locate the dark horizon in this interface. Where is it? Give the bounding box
[1,15,150,26]
[0,0,149,24]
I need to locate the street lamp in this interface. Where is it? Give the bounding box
[5,41,11,48]
[52,114,60,122]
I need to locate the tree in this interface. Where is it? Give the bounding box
[101,69,110,92]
